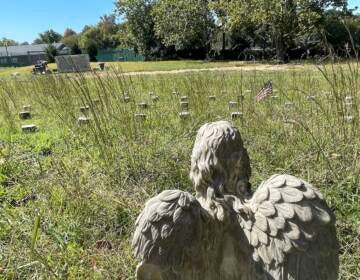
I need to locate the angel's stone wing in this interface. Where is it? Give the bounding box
[132,190,215,280]
[236,174,339,280]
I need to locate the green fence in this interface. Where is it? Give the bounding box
[96,49,145,62]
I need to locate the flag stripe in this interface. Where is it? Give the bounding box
[256,80,273,102]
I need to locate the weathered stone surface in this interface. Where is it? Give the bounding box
[229,101,238,109]
[80,106,90,114]
[78,117,91,125]
[152,95,160,102]
[180,96,188,102]
[135,113,146,121]
[132,121,339,280]
[23,105,32,111]
[22,124,37,133]
[231,112,243,120]
[180,101,189,110]
[19,111,31,120]
[138,102,148,109]
[123,95,131,103]
[55,54,91,73]
[179,112,190,119]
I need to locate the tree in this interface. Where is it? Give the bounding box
[85,41,98,61]
[116,0,164,59]
[71,43,82,55]
[44,44,58,63]
[34,29,63,44]
[323,9,360,55]
[63,28,77,38]
[0,38,18,46]
[152,0,214,57]
[97,14,120,48]
[210,0,347,61]
[79,26,102,49]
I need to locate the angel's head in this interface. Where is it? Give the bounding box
[190,121,252,201]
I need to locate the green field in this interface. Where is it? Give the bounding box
[0,60,253,78]
[0,63,359,279]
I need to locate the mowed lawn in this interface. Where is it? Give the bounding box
[0,63,359,279]
[0,60,251,77]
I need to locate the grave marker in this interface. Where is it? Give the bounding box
[179,112,190,119]
[231,112,243,120]
[22,124,37,133]
[135,113,146,121]
[138,102,148,109]
[23,105,32,111]
[55,54,92,73]
[19,111,31,120]
[180,102,189,111]
[229,101,238,110]
[78,117,91,125]
[180,96,188,102]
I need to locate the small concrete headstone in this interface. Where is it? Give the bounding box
[229,101,238,109]
[172,91,179,96]
[284,102,294,109]
[345,96,353,107]
[345,96,352,102]
[344,115,354,123]
[80,106,90,114]
[152,95,160,102]
[307,96,316,101]
[179,112,190,119]
[180,96,188,102]
[231,112,243,120]
[22,124,37,133]
[244,90,252,94]
[123,96,131,103]
[271,95,279,99]
[209,96,216,101]
[138,102,148,109]
[135,113,146,121]
[23,105,32,111]
[19,111,31,120]
[180,102,189,111]
[78,117,91,125]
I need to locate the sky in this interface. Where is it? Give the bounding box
[0,0,116,43]
[0,0,359,43]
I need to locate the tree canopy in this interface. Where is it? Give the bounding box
[3,1,359,61]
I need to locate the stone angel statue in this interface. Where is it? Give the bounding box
[132,121,339,280]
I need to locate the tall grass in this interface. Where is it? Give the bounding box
[0,63,358,279]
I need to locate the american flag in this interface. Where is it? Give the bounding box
[256,80,273,102]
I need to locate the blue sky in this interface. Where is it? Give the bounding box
[0,0,359,43]
[0,0,115,43]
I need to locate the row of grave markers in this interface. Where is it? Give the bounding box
[18,93,356,133]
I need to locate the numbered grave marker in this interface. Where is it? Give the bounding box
[19,111,31,120]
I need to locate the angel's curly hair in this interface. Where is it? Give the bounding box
[190,121,252,199]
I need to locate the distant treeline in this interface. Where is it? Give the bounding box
[1,0,359,62]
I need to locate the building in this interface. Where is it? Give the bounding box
[0,43,70,67]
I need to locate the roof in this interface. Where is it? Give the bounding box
[0,43,66,57]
